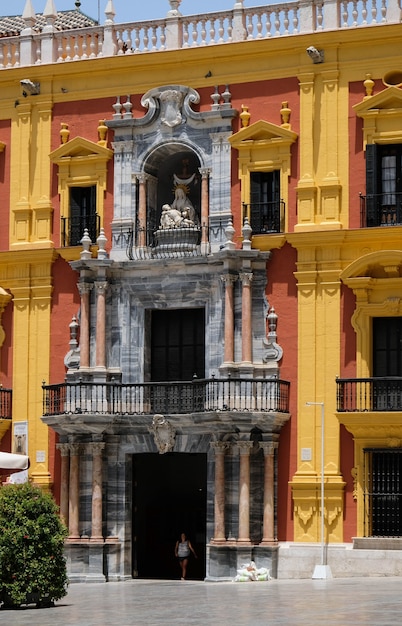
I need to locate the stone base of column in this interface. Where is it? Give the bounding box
[236,538,252,545]
[210,538,227,546]
[90,536,104,544]
[260,539,278,546]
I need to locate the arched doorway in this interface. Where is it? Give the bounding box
[132,452,207,580]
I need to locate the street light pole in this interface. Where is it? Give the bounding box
[306,401,332,579]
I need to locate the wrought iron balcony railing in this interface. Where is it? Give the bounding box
[42,378,290,417]
[337,377,402,412]
[0,388,12,420]
[359,193,402,228]
[242,200,285,235]
[61,213,100,247]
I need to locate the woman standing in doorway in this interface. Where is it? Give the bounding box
[175,532,197,580]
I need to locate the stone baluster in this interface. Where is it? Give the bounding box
[239,271,253,364]
[220,274,237,364]
[210,441,228,544]
[237,441,253,543]
[68,443,81,539]
[260,442,278,544]
[56,443,70,527]
[95,280,108,370]
[77,283,92,369]
[89,442,105,541]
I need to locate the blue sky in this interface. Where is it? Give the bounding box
[8,1,271,24]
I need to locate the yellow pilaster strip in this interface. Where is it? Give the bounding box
[295,73,317,230]
[10,102,32,245]
[32,99,54,247]
[289,233,346,543]
[3,250,58,488]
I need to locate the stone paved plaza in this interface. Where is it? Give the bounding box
[2,577,402,625]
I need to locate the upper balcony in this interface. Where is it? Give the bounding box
[337,377,402,412]
[42,377,290,435]
[1,0,401,70]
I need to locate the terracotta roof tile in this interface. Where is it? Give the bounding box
[0,10,97,38]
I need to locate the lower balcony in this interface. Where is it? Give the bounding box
[337,377,402,412]
[42,378,290,435]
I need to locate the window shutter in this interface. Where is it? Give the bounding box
[365,144,378,227]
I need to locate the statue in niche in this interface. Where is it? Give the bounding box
[158,184,200,229]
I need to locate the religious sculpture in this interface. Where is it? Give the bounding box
[159,183,200,229]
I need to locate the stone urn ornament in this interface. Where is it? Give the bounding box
[168,0,182,15]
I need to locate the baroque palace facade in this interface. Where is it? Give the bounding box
[1,0,402,581]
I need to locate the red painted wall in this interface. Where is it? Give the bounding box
[265,243,298,541]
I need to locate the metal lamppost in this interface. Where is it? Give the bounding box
[306,401,332,579]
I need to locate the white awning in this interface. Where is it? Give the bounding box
[0,452,30,470]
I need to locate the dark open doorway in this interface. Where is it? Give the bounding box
[132,453,207,580]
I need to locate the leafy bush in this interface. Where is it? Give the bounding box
[0,482,68,608]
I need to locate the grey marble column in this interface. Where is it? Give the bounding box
[95,281,108,370]
[221,273,237,364]
[68,443,81,539]
[210,441,228,545]
[237,441,253,544]
[56,443,70,528]
[89,442,105,542]
[77,283,92,369]
[239,272,253,364]
[260,442,278,545]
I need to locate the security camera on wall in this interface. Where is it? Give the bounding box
[20,79,40,97]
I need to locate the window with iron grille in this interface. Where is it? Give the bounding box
[364,449,402,537]
[365,144,402,227]
[249,171,282,234]
[62,186,98,246]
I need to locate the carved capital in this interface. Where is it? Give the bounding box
[259,442,278,456]
[77,282,93,296]
[88,442,106,456]
[69,443,82,456]
[95,281,108,295]
[239,272,253,286]
[220,273,237,287]
[237,441,253,455]
[56,443,70,457]
[210,441,229,454]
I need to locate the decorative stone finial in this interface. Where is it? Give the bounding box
[242,218,252,250]
[97,228,108,260]
[363,73,374,99]
[112,96,122,119]
[60,122,70,144]
[167,0,182,16]
[223,218,236,250]
[280,101,291,128]
[97,120,108,147]
[240,104,250,127]
[80,229,92,260]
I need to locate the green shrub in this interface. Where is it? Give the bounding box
[0,482,68,608]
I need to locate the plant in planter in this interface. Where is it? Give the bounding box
[0,482,68,609]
